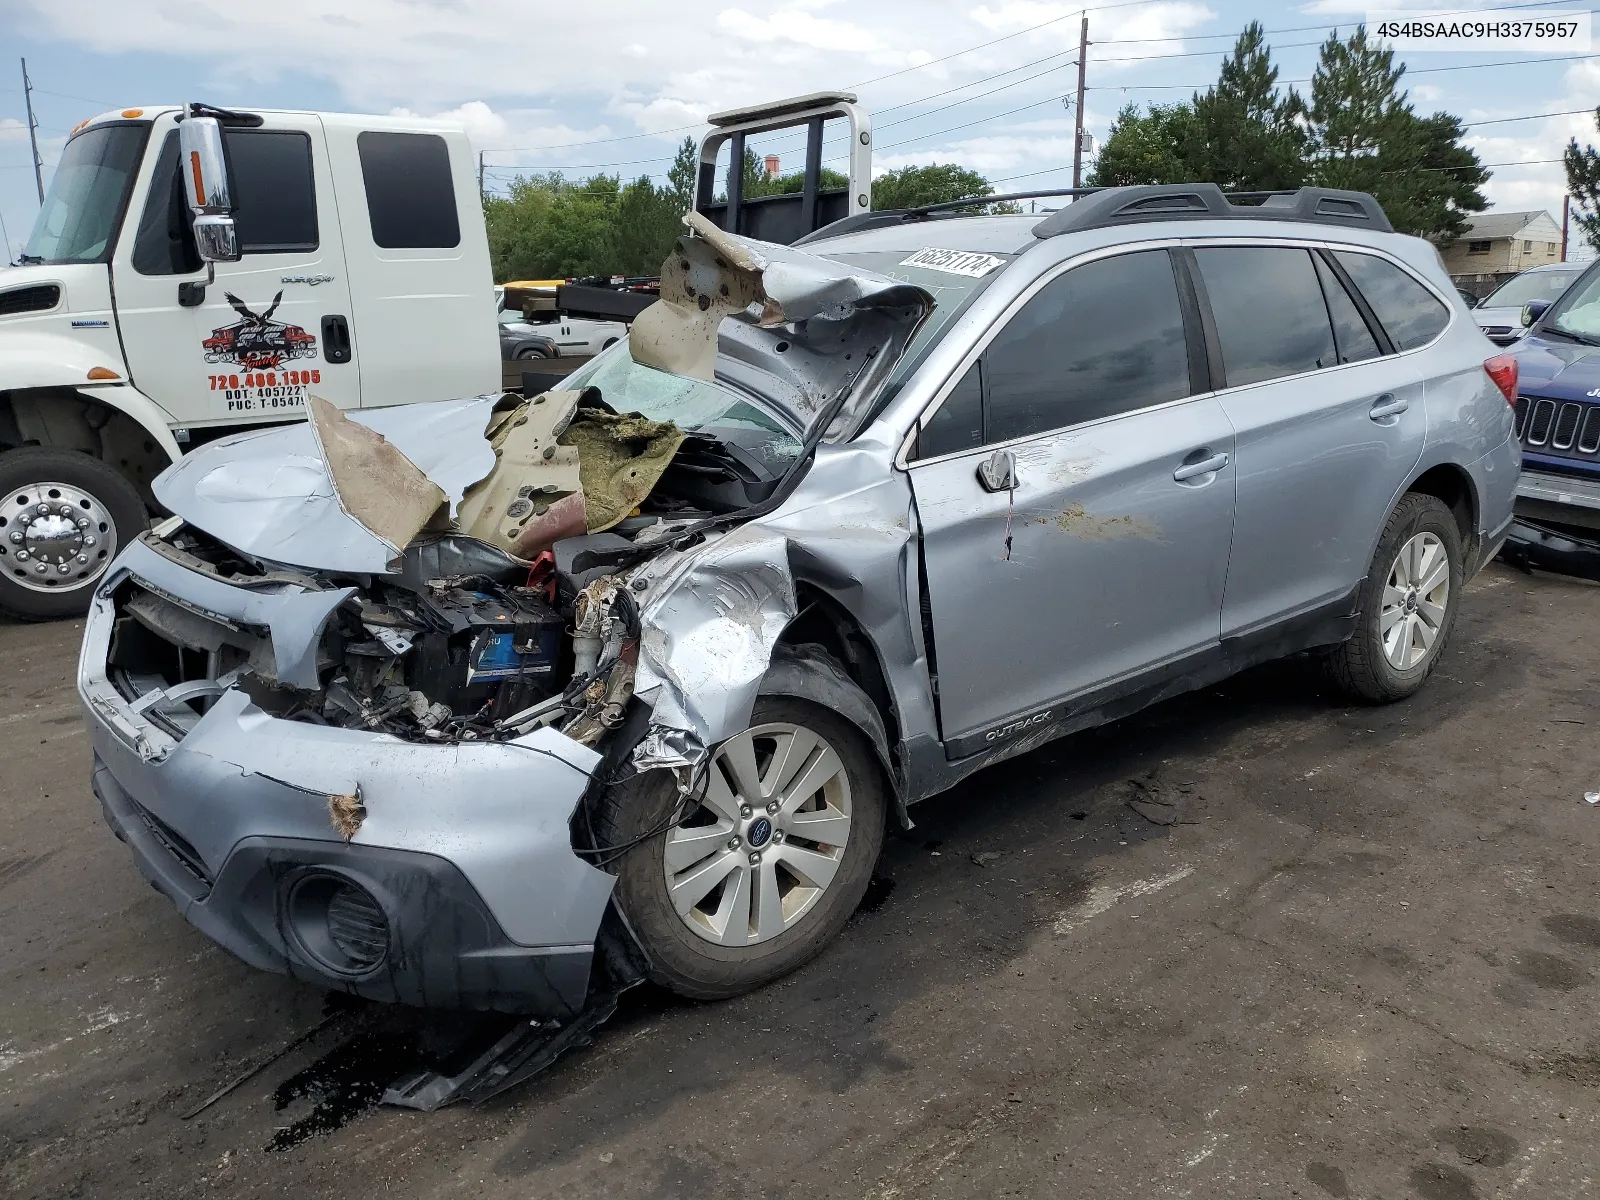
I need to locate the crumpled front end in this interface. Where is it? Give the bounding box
[82,216,932,1011]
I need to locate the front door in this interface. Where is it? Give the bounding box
[907,248,1238,758]
[111,112,360,429]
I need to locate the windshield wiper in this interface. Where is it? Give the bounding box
[15,253,43,265]
[1542,325,1600,347]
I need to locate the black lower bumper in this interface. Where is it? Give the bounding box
[1498,519,1600,584]
[93,756,593,1016]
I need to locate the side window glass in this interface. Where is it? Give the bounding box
[357,132,460,249]
[919,361,983,458]
[1333,251,1450,351]
[131,131,200,276]
[1313,253,1382,364]
[983,249,1191,444]
[1194,247,1337,387]
[225,131,318,252]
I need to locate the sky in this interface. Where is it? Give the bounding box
[1,0,1597,263]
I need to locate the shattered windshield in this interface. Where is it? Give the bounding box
[22,123,149,265]
[563,347,806,468]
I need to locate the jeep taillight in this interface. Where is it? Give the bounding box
[1484,354,1518,407]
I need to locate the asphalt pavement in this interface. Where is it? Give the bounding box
[3,560,1598,1200]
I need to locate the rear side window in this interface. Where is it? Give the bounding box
[1333,251,1450,351]
[1313,253,1382,365]
[981,249,1192,444]
[1194,247,1337,387]
[358,132,460,249]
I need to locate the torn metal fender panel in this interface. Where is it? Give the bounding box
[630,211,927,381]
[631,525,799,770]
[153,395,504,574]
[110,537,352,692]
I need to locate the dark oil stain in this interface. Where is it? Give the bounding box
[1542,914,1600,950]
[1305,1161,1349,1197]
[1069,811,1086,820]
[1434,1125,1518,1168]
[854,876,896,917]
[1510,950,1592,991]
[1370,943,1415,970]
[1410,1161,1479,1200]
[265,1029,423,1152]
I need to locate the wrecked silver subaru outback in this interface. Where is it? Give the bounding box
[81,186,1518,1018]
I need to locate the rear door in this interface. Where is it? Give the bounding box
[112,114,361,427]
[907,247,1238,758]
[1190,242,1433,638]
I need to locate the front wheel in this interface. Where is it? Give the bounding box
[1326,492,1463,703]
[0,447,146,621]
[515,346,550,360]
[595,695,885,1000]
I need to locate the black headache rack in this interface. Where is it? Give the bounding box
[794,184,1394,245]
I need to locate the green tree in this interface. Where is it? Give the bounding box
[1185,22,1306,191]
[1088,104,1199,187]
[609,175,686,275]
[1564,107,1600,254]
[1306,25,1486,239]
[667,136,698,214]
[871,163,994,209]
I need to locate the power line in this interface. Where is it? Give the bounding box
[1463,107,1595,127]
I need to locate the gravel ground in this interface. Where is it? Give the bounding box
[2,560,1597,1200]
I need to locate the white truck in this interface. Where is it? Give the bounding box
[0,102,499,618]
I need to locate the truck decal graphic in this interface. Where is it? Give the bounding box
[203,292,319,371]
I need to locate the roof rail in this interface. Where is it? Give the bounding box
[793,188,1091,246]
[1030,184,1393,238]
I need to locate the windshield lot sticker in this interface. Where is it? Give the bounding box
[898,248,1006,278]
[204,292,321,411]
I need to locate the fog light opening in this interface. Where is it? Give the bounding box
[286,873,390,977]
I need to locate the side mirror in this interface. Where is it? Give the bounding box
[1523,299,1550,328]
[976,448,1017,493]
[177,113,240,264]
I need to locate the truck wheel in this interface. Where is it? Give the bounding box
[596,694,886,1000]
[0,447,146,621]
[1326,492,1462,703]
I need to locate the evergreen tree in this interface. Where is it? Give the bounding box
[1088,104,1199,187]
[1185,22,1306,190]
[1306,25,1487,239]
[871,163,994,209]
[666,136,698,214]
[1565,107,1600,253]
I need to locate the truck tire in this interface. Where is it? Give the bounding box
[1326,492,1463,703]
[0,447,146,621]
[595,693,886,1000]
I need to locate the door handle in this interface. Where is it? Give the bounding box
[976,448,1017,493]
[1173,451,1229,482]
[321,315,352,364]
[1369,393,1408,421]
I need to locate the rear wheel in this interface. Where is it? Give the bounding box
[0,447,145,621]
[1327,492,1462,702]
[596,695,885,1000]
[515,345,550,360]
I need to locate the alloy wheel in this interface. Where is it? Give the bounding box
[1381,531,1450,670]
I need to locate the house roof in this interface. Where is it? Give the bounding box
[1460,211,1554,240]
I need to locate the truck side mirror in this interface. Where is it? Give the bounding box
[1522,299,1550,328]
[178,113,240,264]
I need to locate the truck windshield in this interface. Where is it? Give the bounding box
[1480,268,1584,310]
[21,124,149,265]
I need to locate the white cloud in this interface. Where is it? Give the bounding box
[1467,62,1599,229]
[0,118,27,142]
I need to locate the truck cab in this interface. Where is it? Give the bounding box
[0,103,498,618]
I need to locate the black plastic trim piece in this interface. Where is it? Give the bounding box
[1030,185,1393,239]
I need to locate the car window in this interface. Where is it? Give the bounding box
[133,128,318,273]
[1479,269,1583,309]
[978,249,1191,445]
[357,131,460,249]
[1313,253,1382,365]
[919,361,984,458]
[1333,251,1449,351]
[1195,247,1338,387]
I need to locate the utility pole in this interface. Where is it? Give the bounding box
[1562,193,1570,261]
[478,150,486,199]
[1071,17,1089,190]
[21,58,44,205]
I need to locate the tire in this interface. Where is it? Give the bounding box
[0,447,146,621]
[595,694,886,1000]
[515,346,550,360]
[1326,492,1463,703]
[601,338,619,350]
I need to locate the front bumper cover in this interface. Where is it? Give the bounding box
[79,555,617,1015]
